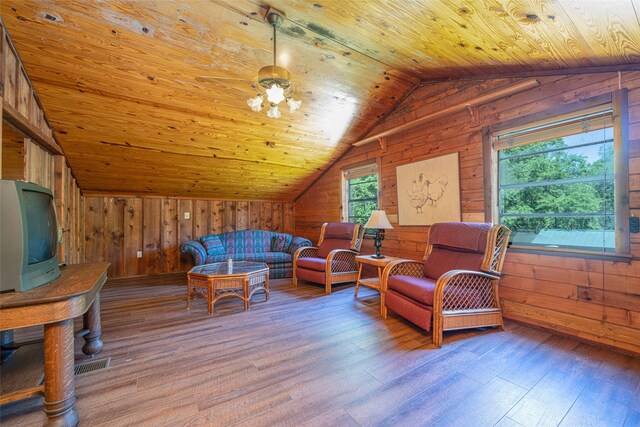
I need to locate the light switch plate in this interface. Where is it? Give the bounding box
[184,212,190,220]
[137,251,143,258]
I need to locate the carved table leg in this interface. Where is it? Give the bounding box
[81,296,103,356]
[43,319,78,427]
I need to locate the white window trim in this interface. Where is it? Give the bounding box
[482,89,630,258]
[341,159,381,224]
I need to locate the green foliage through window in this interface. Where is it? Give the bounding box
[498,127,615,252]
[347,173,378,225]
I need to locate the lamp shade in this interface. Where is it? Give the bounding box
[364,210,393,229]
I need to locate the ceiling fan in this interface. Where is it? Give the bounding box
[197,6,301,118]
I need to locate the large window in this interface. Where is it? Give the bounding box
[486,91,629,256]
[342,162,379,225]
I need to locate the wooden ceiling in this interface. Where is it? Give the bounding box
[2,0,640,201]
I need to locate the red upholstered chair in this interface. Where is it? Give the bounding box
[381,222,511,347]
[293,222,365,294]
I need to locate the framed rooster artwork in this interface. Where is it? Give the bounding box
[396,152,461,225]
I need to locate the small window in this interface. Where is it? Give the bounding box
[342,162,379,226]
[486,91,630,256]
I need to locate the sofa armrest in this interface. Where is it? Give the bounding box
[180,240,207,265]
[289,236,313,255]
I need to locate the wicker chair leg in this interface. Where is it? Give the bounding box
[325,282,331,294]
[432,324,443,348]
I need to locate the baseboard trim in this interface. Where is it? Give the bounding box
[106,272,187,287]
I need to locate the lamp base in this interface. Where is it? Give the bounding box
[370,254,385,259]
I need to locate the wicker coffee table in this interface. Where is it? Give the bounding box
[187,261,269,314]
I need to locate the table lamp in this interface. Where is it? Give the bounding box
[364,210,393,259]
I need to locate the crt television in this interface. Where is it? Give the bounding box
[1,180,61,293]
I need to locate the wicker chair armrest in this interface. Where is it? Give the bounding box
[382,260,425,278]
[434,270,501,312]
[326,249,359,272]
[294,246,319,262]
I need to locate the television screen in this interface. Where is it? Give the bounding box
[24,189,58,264]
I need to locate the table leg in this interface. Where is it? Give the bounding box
[82,296,103,356]
[186,276,191,310]
[265,275,269,301]
[354,263,364,297]
[43,319,78,427]
[378,266,387,319]
[243,278,249,311]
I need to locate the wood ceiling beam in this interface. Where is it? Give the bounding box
[352,79,540,147]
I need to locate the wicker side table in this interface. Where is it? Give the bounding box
[355,255,401,318]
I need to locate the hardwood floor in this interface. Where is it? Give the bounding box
[1,278,639,426]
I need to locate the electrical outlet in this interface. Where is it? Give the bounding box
[184,211,190,220]
[137,250,143,258]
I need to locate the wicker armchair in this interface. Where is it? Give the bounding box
[381,222,511,347]
[293,222,365,294]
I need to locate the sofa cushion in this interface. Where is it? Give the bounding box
[238,252,292,263]
[225,230,274,255]
[271,233,293,252]
[387,275,437,306]
[207,252,292,264]
[201,235,226,257]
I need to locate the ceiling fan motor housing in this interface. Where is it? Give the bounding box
[258,65,291,90]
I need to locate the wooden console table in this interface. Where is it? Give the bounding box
[0,262,110,427]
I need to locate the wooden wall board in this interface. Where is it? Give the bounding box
[83,196,296,278]
[295,71,640,353]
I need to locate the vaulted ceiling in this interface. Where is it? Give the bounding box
[2,0,640,200]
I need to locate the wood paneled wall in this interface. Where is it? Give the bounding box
[1,21,84,267]
[82,197,294,278]
[296,71,640,354]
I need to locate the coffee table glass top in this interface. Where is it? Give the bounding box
[189,261,268,276]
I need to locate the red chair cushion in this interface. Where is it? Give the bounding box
[296,257,326,272]
[428,222,491,252]
[317,239,353,258]
[387,275,437,306]
[385,290,433,331]
[423,248,485,280]
[323,222,357,239]
[296,268,326,284]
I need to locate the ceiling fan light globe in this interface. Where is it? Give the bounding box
[247,95,264,112]
[287,98,302,112]
[267,104,281,119]
[266,84,285,104]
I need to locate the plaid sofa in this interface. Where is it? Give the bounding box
[180,229,312,279]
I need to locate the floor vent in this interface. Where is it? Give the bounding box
[74,357,111,376]
[36,358,111,386]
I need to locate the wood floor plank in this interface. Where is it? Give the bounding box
[506,368,589,426]
[559,377,631,427]
[1,279,638,427]
[441,377,528,427]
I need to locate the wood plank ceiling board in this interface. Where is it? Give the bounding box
[2,0,640,200]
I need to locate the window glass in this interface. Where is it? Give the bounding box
[496,112,618,253]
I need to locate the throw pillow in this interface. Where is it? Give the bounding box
[201,235,226,257]
[271,233,293,252]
